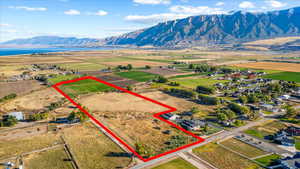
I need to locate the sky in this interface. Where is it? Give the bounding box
[1,0,300,42]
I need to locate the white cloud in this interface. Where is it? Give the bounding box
[64,9,80,15]
[125,13,189,24]
[133,0,171,5]
[216,2,225,6]
[265,0,286,8]
[9,6,47,11]
[239,1,255,9]
[125,5,227,24]
[87,10,108,16]
[0,23,11,27]
[169,5,227,15]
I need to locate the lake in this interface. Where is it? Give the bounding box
[0,47,118,56]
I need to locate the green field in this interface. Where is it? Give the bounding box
[254,154,281,167]
[115,71,158,82]
[174,77,226,89]
[263,72,300,83]
[60,79,114,97]
[152,158,197,169]
[24,147,73,169]
[48,74,80,84]
[244,121,286,140]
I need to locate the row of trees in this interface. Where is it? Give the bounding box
[0,93,17,103]
[116,64,133,71]
[0,116,18,127]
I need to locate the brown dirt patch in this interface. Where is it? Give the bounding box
[103,61,169,67]
[232,62,300,72]
[0,80,43,98]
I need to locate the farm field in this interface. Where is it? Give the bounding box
[63,122,132,169]
[58,62,106,71]
[48,74,81,84]
[0,80,43,98]
[263,72,300,83]
[102,60,169,67]
[116,71,158,82]
[220,138,268,158]
[142,67,184,76]
[173,77,227,89]
[232,62,300,72]
[0,133,63,159]
[0,88,64,112]
[59,79,115,98]
[151,158,197,169]
[244,120,287,140]
[192,143,261,169]
[24,147,73,169]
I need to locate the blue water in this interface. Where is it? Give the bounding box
[0,47,117,56]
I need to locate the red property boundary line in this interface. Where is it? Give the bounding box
[52,76,205,162]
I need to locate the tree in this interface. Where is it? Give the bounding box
[226,110,237,120]
[145,65,151,69]
[238,95,248,104]
[68,109,88,123]
[1,115,18,127]
[247,94,259,103]
[190,107,200,114]
[126,85,133,91]
[284,105,298,118]
[217,113,228,122]
[228,103,250,115]
[127,64,133,70]
[196,85,215,94]
[156,76,168,83]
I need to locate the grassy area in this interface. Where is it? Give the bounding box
[254,154,281,167]
[193,143,261,169]
[220,138,268,158]
[0,133,63,159]
[169,73,208,79]
[244,121,287,140]
[63,122,131,169]
[60,79,114,97]
[58,63,106,71]
[152,158,197,169]
[295,137,300,150]
[24,147,73,169]
[115,71,158,82]
[173,77,226,89]
[48,74,80,84]
[263,72,300,83]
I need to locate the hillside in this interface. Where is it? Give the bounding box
[105,7,300,47]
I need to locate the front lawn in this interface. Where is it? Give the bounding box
[254,154,281,167]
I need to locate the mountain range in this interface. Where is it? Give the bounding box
[1,7,300,48]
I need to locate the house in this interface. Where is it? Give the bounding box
[180,120,204,131]
[285,126,300,136]
[280,95,291,100]
[3,112,24,121]
[161,113,180,121]
[275,152,300,169]
[274,131,295,146]
[260,104,274,112]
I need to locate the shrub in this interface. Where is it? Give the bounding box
[198,94,220,105]
[196,85,215,94]
[228,103,250,115]
[166,88,196,98]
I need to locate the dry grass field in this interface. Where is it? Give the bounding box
[0,80,43,98]
[220,138,268,158]
[63,122,132,169]
[103,60,169,67]
[74,91,198,156]
[244,36,300,46]
[0,88,63,112]
[193,143,261,169]
[232,62,300,72]
[0,133,63,159]
[24,147,73,169]
[78,91,199,113]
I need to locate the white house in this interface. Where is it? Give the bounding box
[7,112,24,121]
